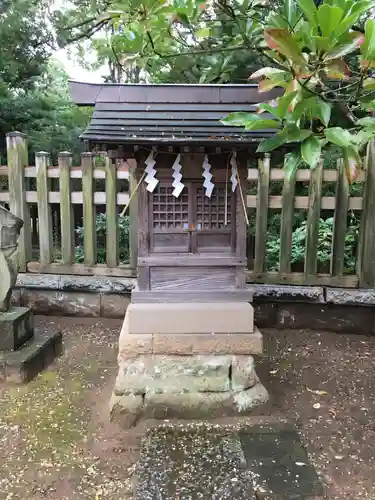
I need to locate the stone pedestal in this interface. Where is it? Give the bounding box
[110,302,268,427]
[0,307,62,384]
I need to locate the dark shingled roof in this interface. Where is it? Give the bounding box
[69,81,281,145]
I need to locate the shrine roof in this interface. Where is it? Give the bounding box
[69,81,281,145]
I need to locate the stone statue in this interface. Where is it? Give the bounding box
[0,205,23,312]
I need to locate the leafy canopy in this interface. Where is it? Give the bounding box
[56,0,375,180]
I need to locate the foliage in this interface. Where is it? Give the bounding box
[266,214,359,273]
[0,0,53,91]
[55,0,268,83]
[75,213,130,264]
[55,0,375,181]
[0,62,92,164]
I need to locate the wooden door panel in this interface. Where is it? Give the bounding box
[150,183,191,254]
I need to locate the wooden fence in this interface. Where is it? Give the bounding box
[1,132,375,288]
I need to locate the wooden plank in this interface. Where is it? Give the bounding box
[81,153,97,266]
[26,262,133,277]
[235,153,247,261]
[246,270,359,288]
[331,159,349,276]
[254,155,270,273]
[6,132,32,271]
[105,156,119,267]
[304,160,323,275]
[128,163,138,272]
[279,156,297,273]
[138,255,246,267]
[360,141,375,287]
[247,168,366,182]
[246,194,363,210]
[59,152,75,264]
[35,152,53,266]
[131,289,252,303]
[136,160,149,258]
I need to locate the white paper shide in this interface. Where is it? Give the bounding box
[171,154,185,198]
[202,154,214,198]
[144,151,159,192]
[230,151,238,193]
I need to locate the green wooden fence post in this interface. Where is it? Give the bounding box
[81,152,96,266]
[331,159,349,276]
[279,155,297,274]
[360,141,375,287]
[305,160,323,276]
[58,152,75,265]
[35,151,53,266]
[106,156,119,268]
[6,132,32,271]
[254,154,270,273]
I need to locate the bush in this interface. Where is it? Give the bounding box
[75,213,130,264]
[266,215,359,274]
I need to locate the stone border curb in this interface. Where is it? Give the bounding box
[11,274,375,332]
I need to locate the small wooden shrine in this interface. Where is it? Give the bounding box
[70,82,277,424]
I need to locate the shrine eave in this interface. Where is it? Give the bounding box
[69,81,281,145]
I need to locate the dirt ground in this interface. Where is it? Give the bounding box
[0,316,375,500]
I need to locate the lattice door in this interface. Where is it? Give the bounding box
[150,183,191,253]
[195,184,234,253]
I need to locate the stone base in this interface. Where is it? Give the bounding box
[0,307,33,350]
[111,303,267,427]
[126,302,254,335]
[110,383,269,428]
[111,352,268,427]
[0,329,63,384]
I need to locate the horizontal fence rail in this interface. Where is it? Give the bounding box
[1,132,375,288]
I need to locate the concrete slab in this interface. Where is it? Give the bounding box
[134,422,324,500]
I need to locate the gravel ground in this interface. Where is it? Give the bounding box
[0,316,374,499]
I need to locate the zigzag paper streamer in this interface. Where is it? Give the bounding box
[171,154,185,198]
[230,151,238,193]
[202,154,214,198]
[144,151,159,193]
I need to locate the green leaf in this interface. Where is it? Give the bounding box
[250,67,288,80]
[256,102,278,116]
[324,127,352,147]
[324,59,350,79]
[311,99,331,126]
[335,1,375,38]
[301,136,322,168]
[284,150,302,180]
[257,133,288,153]
[296,0,318,25]
[285,125,313,143]
[276,91,298,119]
[363,77,375,91]
[325,32,364,61]
[244,119,280,131]
[221,112,255,126]
[221,113,279,130]
[196,27,210,38]
[317,5,343,38]
[357,116,375,127]
[264,29,304,63]
[284,0,297,25]
[362,19,375,59]
[343,145,362,183]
